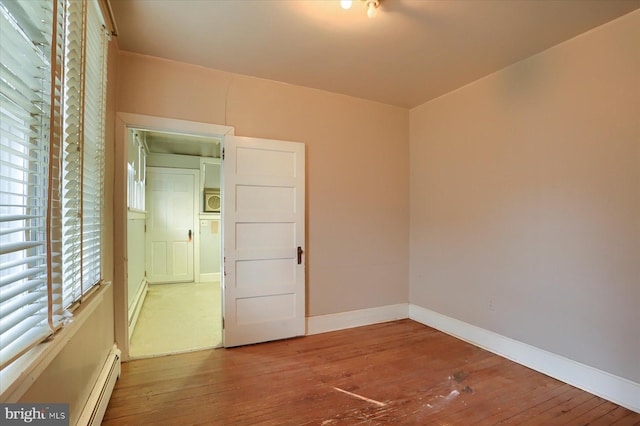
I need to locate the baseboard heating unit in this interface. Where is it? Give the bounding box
[77,345,121,426]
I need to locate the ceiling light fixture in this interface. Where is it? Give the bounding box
[365,0,379,18]
[341,0,381,18]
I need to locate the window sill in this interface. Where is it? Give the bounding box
[0,282,112,402]
[127,208,146,219]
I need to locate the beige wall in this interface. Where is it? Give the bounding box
[116,52,411,316]
[409,10,639,382]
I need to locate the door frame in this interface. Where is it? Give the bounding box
[114,112,234,361]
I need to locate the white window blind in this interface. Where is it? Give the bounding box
[62,0,108,307]
[0,0,108,371]
[61,0,83,307]
[81,0,107,295]
[0,0,64,370]
[49,0,65,328]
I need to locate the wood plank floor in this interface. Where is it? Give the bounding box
[103,320,639,425]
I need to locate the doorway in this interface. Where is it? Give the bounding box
[114,113,307,361]
[125,127,224,358]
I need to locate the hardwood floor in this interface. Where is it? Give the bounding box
[103,320,639,425]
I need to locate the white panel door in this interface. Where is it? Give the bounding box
[223,136,305,347]
[146,167,196,283]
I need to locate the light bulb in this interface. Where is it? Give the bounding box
[367,1,378,18]
[341,0,352,10]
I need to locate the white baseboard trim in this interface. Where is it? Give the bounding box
[199,272,220,283]
[77,344,121,426]
[409,304,640,413]
[128,279,148,338]
[306,303,409,336]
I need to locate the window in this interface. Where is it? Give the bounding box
[61,0,108,307]
[0,0,109,370]
[127,130,146,212]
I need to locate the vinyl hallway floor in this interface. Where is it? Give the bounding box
[129,281,222,358]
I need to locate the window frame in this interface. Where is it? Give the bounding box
[0,0,110,383]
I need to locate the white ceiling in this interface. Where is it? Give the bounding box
[111,0,639,108]
[139,129,221,158]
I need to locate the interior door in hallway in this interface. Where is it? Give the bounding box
[223,136,305,347]
[146,167,196,283]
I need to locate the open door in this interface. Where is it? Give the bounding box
[223,136,305,347]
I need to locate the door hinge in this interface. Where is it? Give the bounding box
[144,224,146,232]
[222,317,225,329]
[222,148,225,160]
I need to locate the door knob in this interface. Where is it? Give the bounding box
[297,246,304,265]
[188,229,192,241]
